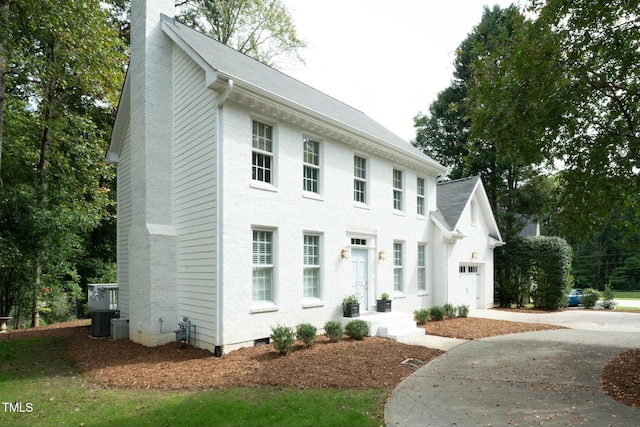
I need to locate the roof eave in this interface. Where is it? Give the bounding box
[106,72,131,164]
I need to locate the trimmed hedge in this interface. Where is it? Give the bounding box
[496,236,572,310]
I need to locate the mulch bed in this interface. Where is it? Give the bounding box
[2,314,639,407]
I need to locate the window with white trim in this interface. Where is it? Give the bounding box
[354,155,367,203]
[252,230,274,302]
[303,234,320,298]
[393,242,403,291]
[252,120,273,183]
[417,244,427,290]
[303,138,320,193]
[417,177,425,215]
[393,169,403,210]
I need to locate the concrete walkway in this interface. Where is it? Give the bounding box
[386,309,640,426]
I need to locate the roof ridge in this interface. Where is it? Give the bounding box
[168,16,371,118]
[437,175,479,186]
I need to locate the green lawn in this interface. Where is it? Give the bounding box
[0,338,386,427]
[613,290,640,299]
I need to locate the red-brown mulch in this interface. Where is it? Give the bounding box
[2,315,639,408]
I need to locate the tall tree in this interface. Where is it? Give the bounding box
[177,0,306,68]
[1,0,125,325]
[414,5,547,240]
[0,0,8,187]
[468,0,640,242]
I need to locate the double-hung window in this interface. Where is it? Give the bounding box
[303,138,320,193]
[417,177,425,216]
[354,156,367,203]
[417,244,426,290]
[252,230,274,302]
[252,120,273,183]
[393,242,403,291]
[303,235,320,298]
[393,169,403,211]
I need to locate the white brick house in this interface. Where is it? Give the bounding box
[106,1,503,355]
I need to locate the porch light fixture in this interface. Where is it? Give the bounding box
[378,250,386,261]
[341,248,349,259]
[471,251,478,259]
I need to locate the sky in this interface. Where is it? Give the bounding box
[282,0,518,141]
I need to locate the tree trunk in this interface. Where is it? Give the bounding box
[31,261,40,327]
[0,0,9,188]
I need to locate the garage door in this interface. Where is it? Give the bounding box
[459,265,479,308]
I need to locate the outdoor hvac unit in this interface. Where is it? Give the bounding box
[110,318,129,341]
[90,309,120,338]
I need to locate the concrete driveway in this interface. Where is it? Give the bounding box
[386,309,640,426]
[470,307,640,332]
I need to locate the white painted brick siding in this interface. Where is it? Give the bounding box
[218,102,439,351]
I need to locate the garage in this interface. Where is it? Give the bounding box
[459,265,480,308]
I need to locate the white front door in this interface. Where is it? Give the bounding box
[459,265,479,308]
[351,249,369,309]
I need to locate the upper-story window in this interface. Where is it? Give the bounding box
[303,138,320,193]
[354,155,367,203]
[393,169,403,211]
[417,177,425,216]
[252,120,273,183]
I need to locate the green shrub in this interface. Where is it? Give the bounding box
[600,285,617,310]
[345,319,369,340]
[496,236,572,310]
[295,323,317,348]
[443,303,456,319]
[414,308,430,325]
[324,320,343,342]
[429,305,446,321]
[580,287,600,309]
[270,325,295,355]
[456,304,470,317]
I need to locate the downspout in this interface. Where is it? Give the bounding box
[214,79,233,357]
[218,79,234,106]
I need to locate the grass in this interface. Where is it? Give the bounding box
[613,290,640,299]
[617,306,640,311]
[0,338,386,427]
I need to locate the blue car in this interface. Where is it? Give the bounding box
[567,288,583,306]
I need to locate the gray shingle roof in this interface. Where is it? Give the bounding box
[436,176,480,231]
[161,15,444,170]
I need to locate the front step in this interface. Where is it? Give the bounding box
[343,311,424,341]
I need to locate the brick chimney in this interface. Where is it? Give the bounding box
[127,0,178,347]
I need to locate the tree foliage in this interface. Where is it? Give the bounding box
[413,5,549,241]
[1,0,125,324]
[177,0,306,68]
[495,236,572,309]
[469,0,640,241]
